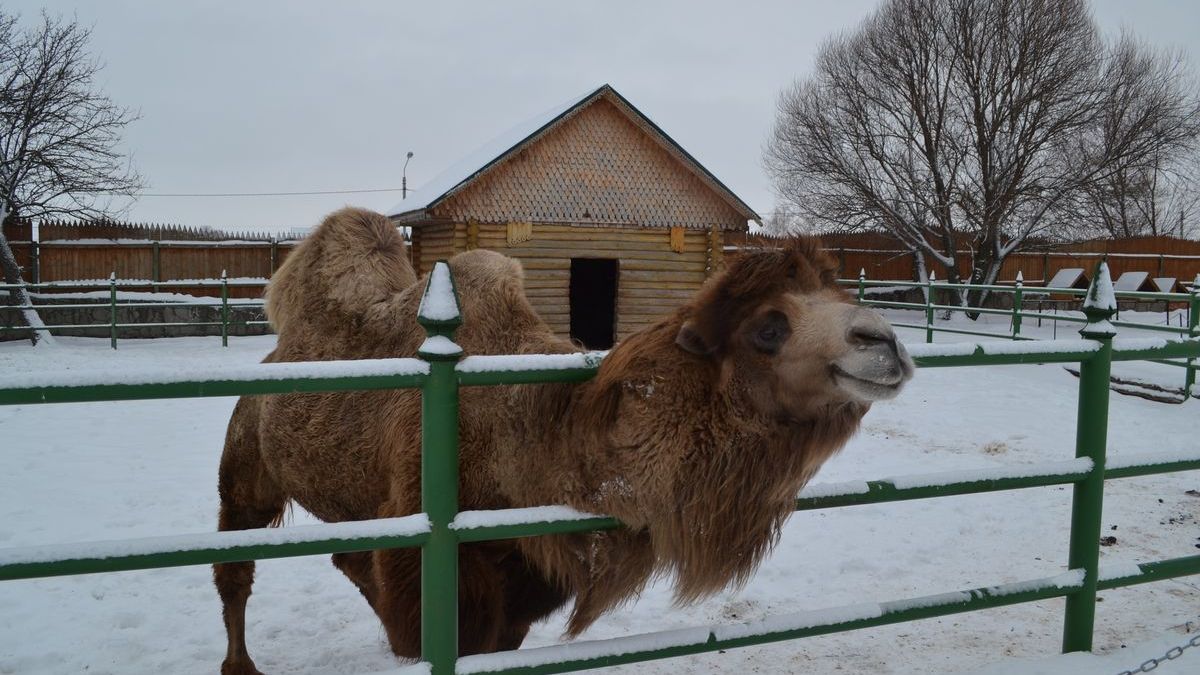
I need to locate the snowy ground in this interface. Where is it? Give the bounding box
[0,313,1197,674]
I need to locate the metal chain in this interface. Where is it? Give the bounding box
[1115,633,1200,674]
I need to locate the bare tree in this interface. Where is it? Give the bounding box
[1,10,142,219]
[766,0,1200,308]
[1075,149,1200,239]
[1,10,142,343]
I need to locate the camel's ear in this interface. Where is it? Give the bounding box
[675,320,717,356]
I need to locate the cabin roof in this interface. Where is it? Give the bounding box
[1046,268,1088,289]
[1152,277,1179,293]
[387,84,760,226]
[1113,271,1153,292]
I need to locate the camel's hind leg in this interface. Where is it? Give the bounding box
[213,397,286,675]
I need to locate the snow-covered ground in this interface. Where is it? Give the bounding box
[0,314,1197,674]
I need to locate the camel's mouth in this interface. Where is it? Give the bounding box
[831,365,906,401]
[830,339,913,402]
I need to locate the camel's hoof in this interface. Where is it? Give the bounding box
[221,659,264,675]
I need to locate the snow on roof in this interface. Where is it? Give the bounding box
[1045,268,1086,289]
[1151,277,1177,293]
[388,86,603,217]
[1112,271,1150,292]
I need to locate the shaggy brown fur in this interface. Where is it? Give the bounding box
[214,208,895,674]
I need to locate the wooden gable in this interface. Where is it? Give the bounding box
[425,98,747,230]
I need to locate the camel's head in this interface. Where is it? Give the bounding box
[675,238,913,418]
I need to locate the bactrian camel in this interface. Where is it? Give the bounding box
[213,207,913,674]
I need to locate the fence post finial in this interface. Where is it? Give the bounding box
[417,261,463,360]
[1080,261,1116,339]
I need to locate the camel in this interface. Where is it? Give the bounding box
[213,207,913,674]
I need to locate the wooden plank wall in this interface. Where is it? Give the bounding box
[414,222,463,276]
[0,241,298,299]
[468,223,708,340]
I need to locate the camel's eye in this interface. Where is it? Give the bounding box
[750,310,791,354]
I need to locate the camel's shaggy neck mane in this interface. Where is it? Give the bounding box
[503,242,866,635]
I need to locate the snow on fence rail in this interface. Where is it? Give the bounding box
[0,516,430,581]
[3,446,1193,583]
[843,266,1199,391]
[2,260,1200,675]
[455,572,1089,675]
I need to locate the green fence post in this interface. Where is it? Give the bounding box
[220,270,229,348]
[857,268,866,303]
[1062,260,1116,654]
[1012,271,1024,339]
[925,270,935,343]
[417,261,463,674]
[109,271,118,350]
[1186,274,1198,395]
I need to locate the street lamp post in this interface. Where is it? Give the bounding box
[403,151,414,200]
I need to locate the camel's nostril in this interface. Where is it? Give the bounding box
[850,326,894,347]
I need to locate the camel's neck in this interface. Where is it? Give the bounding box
[496,324,868,631]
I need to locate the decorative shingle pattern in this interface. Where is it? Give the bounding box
[429,99,746,231]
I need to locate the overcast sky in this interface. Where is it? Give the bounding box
[11,0,1200,233]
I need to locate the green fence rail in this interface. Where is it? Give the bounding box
[844,268,1200,394]
[0,276,269,347]
[2,261,1199,674]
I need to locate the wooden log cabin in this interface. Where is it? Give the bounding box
[388,84,760,349]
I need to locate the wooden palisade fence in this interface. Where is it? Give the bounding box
[729,232,1200,288]
[0,262,1199,674]
[1,218,301,299]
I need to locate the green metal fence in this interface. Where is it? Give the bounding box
[0,275,269,347]
[845,269,1200,394]
[1,261,1199,674]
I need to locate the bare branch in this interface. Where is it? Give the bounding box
[766,0,1200,308]
[0,10,143,221]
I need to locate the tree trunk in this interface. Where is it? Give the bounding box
[0,207,54,346]
[964,246,1004,318]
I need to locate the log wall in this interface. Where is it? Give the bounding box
[428,222,711,340]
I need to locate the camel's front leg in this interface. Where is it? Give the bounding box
[372,544,527,658]
[213,398,287,675]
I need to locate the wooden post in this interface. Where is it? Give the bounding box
[466,221,479,251]
[152,241,161,287]
[269,237,278,273]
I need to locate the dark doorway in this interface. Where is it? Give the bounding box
[569,258,618,349]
